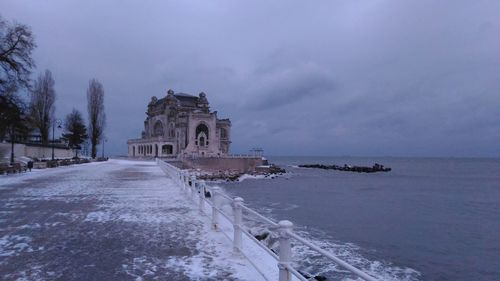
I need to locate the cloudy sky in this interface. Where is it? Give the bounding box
[2,0,499,157]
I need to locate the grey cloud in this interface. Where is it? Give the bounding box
[2,0,500,157]
[242,63,336,111]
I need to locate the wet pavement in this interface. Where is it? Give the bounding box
[0,160,256,281]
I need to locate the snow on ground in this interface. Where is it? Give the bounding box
[0,159,265,280]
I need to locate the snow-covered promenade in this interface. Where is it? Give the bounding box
[0,159,260,280]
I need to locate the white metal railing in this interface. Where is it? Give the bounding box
[156,158,380,281]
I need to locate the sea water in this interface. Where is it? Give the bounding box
[220,157,500,281]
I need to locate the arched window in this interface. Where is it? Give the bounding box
[196,123,209,147]
[196,123,209,139]
[153,121,164,137]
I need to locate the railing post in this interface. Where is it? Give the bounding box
[198,180,206,212]
[191,178,196,199]
[193,178,200,201]
[232,197,244,252]
[278,220,293,281]
[183,173,188,190]
[211,186,220,230]
[190,175,196,198]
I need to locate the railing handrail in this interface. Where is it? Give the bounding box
[155,158,380,281]
[240,204,279,227]
[287,231,379,281]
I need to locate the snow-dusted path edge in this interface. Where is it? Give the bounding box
[0,159,265,280]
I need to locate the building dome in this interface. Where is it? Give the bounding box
[166,89,178,105]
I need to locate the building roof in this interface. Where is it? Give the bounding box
[174,93,198,107]
[174,93,196,98]
[151,93,198,108]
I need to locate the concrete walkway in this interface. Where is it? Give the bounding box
[0,159,260,280]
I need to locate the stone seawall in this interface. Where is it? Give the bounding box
[181,157,264,173]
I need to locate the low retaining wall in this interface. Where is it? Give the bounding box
[181,157,264,173]
[0,142,73,161]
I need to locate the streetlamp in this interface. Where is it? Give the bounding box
[51,119,62,161]
[101,137,107,158]
[9,125,15,165]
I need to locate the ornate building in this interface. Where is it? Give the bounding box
[127,89,231,158]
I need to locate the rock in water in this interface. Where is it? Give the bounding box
[254,232,269,241]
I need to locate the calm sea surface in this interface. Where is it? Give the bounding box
[220,157,500,281]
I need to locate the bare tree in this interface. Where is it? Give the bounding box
[62,109,87,158]
[29,70,56,144]
[0,85,29,163]
[0,15,36,93]
[87,79,106,159]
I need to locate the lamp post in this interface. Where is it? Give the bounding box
[101,137,107,158]
[51,119,62,161]
[9,125,15,165]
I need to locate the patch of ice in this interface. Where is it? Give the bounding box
[5,264,49,280]
[0,234,33,257]
[17,223,41,230]
[84,211,111,222]
[1,159,278,280]
[0,160,108,188]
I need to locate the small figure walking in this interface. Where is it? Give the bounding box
[27,161,33,172]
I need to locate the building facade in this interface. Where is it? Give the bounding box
[127,89,231,158]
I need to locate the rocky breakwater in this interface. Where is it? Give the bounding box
[299,163,391,173]
[197,164,286,182]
